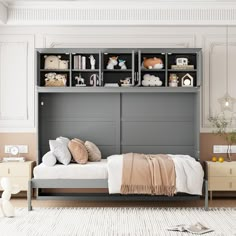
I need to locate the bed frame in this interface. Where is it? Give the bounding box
[28,48,209,211]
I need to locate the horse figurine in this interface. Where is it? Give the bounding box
[106,56,118,69]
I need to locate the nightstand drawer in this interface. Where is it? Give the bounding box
[208,164,236,177]
[208,177,236,191]
[0,177,28,191]
[0,163,30,177]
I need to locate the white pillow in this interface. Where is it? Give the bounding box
[42,151,57,167]
[56,136,70,146]
[49,140,71,165]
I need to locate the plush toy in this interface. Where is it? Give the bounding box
[120,77,131,85]
[118,60,127,70]
[143,57,163,69]
[142,74,162,87]
[0,177,20,217]
[59,60,69,70]
[45,73,67,87]
[44,55,61,69]
[106,56,118,69]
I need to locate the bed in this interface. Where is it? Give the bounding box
[29,76,208,211]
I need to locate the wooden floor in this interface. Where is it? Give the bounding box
[12,198,236,208]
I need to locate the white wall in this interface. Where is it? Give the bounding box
[0,25,235,132]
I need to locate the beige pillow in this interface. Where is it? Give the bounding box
[73,138,84,144]
[85,141,102,162]
[68,139,88,164]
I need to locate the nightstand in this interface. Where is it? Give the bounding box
[0,161,35,193]
[205,161,236,200]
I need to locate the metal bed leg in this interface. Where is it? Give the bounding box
[28,180,32,211]
[204,179,208,211]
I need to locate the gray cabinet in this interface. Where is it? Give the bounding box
[37,48,202,88]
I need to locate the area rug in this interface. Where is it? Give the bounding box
[0,207,235,236]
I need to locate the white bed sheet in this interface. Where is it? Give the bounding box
[107,154,204,195]
[34,159,108,179]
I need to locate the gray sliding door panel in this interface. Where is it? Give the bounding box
[38,93,120,161]
[122,122,193,145]
[121,93,196,157]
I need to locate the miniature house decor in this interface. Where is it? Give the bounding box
[181,73,194,87]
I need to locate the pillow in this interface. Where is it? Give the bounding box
[73,138,84,144]
[42,151,57,167]
[85,141,102,162]
[56,136,70,146]
[68,139,88,164]
[49,140,71,165]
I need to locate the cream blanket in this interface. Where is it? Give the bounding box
[120,153,176,196]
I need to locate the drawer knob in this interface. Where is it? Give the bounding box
[230,168,232,175]
[8,168,10,175]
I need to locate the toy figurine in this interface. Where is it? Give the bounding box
[118,60,127,69]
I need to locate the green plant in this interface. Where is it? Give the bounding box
[208,113,236,161]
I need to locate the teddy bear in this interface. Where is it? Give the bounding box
[143,57,163,69]
[45,73,67,87]
[142,74,163,87]
[44,55,61,69]
[0,177,20,217]
[59,60,69,70]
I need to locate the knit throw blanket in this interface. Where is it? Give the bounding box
[120,153,176,196]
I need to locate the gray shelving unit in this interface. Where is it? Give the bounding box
[30,48,206,210]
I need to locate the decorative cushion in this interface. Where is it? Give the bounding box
[56,136,70,146]
[42,151,57,167]
[73,138,84,144]
[49,140,71,165]
[68,139,88,164]
[85,141,102,162]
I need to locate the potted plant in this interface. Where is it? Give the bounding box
[208,113,236,161]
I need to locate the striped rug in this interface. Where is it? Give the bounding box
[0,207,235,236]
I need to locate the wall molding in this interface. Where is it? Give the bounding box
[4,1,236,25]
[0,2,7,24]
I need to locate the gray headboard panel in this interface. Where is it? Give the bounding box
[38,92,199,163]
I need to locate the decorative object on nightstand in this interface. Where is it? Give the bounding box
[181,73,194,87]
[208,113,236,161]
[205,161,236,200]
[3,146,25,162]
[218,26,236,112]
[0,177,20,217]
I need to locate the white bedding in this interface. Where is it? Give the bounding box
[34,159,108,179]
[107,154,204,195]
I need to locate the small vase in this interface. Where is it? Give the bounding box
[226,144,232,162]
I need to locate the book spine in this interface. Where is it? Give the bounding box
[78,55,82,69]
[73,55,79,69]
[82,56,86,70]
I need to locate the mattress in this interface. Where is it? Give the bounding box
[33,159,108,179]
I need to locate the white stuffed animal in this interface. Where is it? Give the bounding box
[142,74,163,87]
[59,60,69,70]
[0,177,20,217]
[118,60,127,70]
[44,55,61,69]
[106,56,118,69]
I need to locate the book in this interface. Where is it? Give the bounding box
[167,222,214,234]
